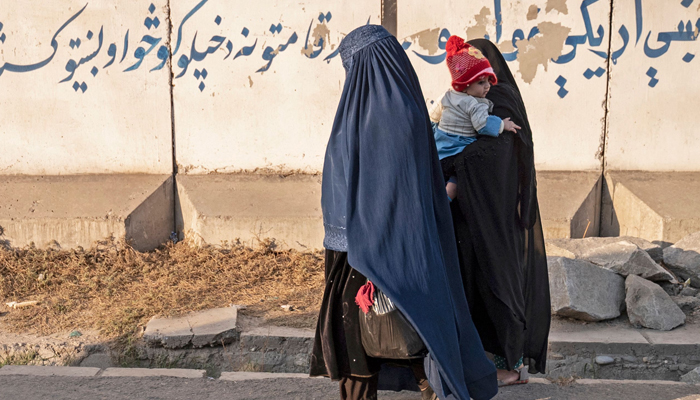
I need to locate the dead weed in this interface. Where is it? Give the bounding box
[0,239,325,339]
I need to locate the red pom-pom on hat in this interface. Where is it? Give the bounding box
[445,35,497,92]
[446,36,467,57]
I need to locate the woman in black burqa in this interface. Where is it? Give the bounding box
[309,25,498,400]
[441,38,551,385]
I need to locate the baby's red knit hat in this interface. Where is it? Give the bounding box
[446,36,497,92]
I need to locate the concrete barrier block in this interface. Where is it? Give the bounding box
[175,171,605,247]
[0,174,174,251]
[537,171,602,239]
[189,306,239,348]
[144,306,239,349]
[175,174,323,250]
[143,314,193,349]
[601,172,700,244]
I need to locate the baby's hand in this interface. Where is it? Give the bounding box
[446,182,458,201]
[503,117,521,133]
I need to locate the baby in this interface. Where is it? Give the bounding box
[429,36,520,202]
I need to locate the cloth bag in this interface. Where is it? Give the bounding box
[357,281,427,359]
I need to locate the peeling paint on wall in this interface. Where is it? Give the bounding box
[300,23,331,57]
[515,22,571,83]
[546,0,569,15]
[466,7,492,40]
[527,5,539,21]
[408,28,441,55]
[498,40,516,53]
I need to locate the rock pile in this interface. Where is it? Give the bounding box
[547,232,700,331]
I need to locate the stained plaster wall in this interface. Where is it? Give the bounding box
[0,0,172,175]
[1,0,699,175]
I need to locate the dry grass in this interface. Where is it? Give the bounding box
[0,239,325,340]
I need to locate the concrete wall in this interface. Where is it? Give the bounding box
[605,1,700,171]
[171,0,380,174]
[399,0,609,171]
[1,0,699,174]
[0,0,172,175]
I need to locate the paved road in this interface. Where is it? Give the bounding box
[1,376,699,400]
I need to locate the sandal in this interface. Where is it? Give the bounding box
[497,367,529,387]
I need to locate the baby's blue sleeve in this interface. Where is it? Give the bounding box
[477,116,503,137]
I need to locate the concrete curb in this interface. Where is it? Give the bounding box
[0,365,100,377]
[2,365,700,389]
[219,372,314,381]
[101,368,206,378]
[575,379,700,386]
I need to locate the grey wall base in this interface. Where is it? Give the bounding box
[601,171,700,244]
[2,171,700,251]
[0,174,173,251]
[537,171,602,239]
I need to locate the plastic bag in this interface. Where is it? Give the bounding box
[358,283,427,359]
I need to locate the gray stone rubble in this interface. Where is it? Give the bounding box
[663,232,700,288]
[672,295,700,313]
[578,241,673,281]
[548,257,625,321]
[625,275,686,331]
[547,232,700,330]
[680,366,700,384]
[549,236,663,263]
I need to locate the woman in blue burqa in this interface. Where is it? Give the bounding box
[309,25,498,400]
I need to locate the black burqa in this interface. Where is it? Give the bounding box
[441,38,550,373]
[311,25,498,400]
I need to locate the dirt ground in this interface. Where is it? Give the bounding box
[0,239,325,348]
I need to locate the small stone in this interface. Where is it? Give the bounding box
[672,296,700,313]
[549,353,565,360]
[595,356,615,365]
[680,287,699,297]
[545,243,576,258]
[663,232,700,288]
[621,355,637,363]
[280,305,294,312]
[625,275,686,331]
[659,282,682,296]
[578,241,673,281]
[642,357,649,363]
[549,237,664,263]
[680,367,700,384]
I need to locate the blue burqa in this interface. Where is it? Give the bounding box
[321,25,498,400]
